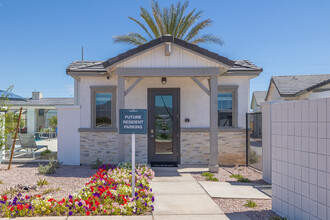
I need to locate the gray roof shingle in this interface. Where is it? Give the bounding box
[253,91,267,106]
[8,98,74,106]
[272,74,330,96]
[67,60,261,73]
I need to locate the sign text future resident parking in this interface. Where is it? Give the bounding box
[119,109,147,134]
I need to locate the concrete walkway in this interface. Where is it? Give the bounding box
[151,166,229,220]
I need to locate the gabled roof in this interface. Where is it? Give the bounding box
[8,98,74,106]
[271,74,330,96]
[0,90,25,101]
[102,36,235,68]
[252,91,267,107]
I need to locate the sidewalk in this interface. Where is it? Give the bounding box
[151,166,229,220]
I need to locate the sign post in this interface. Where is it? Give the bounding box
[119,109,147,198]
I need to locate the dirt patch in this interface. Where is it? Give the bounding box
[213,198,278,220]
[0,164,96,199]
[191,166,266,184]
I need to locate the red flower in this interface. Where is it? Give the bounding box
[2,195,7,201]
[86,211,90,215]
[92,206,96,211]
[10,207,14,211]
[104,210,107,213]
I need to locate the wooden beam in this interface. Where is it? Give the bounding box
[124,78,143,96]
[191,77,210,96]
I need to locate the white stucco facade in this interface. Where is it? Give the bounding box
[57,38,261,166]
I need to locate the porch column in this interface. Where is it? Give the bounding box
[117,76,125,163]
[209,76,219,172]
[27,109,36,134]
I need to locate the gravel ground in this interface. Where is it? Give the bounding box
[192,166,266,184]
[0,164,96,199]
[213,198,278,220]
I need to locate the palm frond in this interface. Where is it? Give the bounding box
[184,18,212,42]
[140,7,160,38]
[190,33,224,45]
[128,16,153,39]
[113,32,148,45]
[151,0,166,36]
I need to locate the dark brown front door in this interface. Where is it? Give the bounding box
[148,88,180,164]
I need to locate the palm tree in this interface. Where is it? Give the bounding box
[113,1,223,46]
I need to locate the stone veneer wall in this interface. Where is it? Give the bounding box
[181,130,246,165]
[80,130,246,166]
[181,132,210,164]
[218,130,246,165]
[80,132,118,164]
[125,134,148,164]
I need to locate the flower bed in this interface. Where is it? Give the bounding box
[0,164,155,217]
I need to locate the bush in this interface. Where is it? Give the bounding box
[41,187,60,195]
[201,172,218,181]
[244,200,257,208]
[230,174,251,183]
[249,150,259,164]
[38,158,60,174]
[91,158,103,169]
[37,179,49,187]
[40,149,52,156]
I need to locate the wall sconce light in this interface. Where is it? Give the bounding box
[161,77,167,85]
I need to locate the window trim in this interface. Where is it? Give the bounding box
[218,85,238,128]
[90,86,117,130]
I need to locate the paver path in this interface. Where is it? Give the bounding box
[151,166,230,220]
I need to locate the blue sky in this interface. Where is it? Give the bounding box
[1,0,330,98]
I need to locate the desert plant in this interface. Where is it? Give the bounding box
[42,187,61,195]
[40,149,52,156]
[37,178,49,187]
[38,158,60,174]
[113,1,223,46]
[202,172,218,181]
[249,149,259,164]
[230,174,251,183]
[91,158,103,169]
[244,200,257,208]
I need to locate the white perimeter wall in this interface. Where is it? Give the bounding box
[78,75,250,129]
[56,105,80,165]
[262,98,330,219]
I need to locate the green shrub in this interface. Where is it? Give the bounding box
[202,172,218,181]
[38,158,60,174]
[244,200,257,208]
[249,150,259,164]
[118,162,148,170]
[91,158,103,169]
[202,172,213,177]
[37,178,49,187]
[42,187,61,195]
[230,174,251,183]
[40,149,52,156]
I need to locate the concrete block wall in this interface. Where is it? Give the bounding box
[269,98,330,219]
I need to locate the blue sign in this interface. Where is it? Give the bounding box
[119,109,147,134]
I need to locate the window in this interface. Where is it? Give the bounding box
[91,86,116,129]
[218,86,238,127]
[95,93,112,127]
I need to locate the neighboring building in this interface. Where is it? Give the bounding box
[57,36,263,169]
[251,91,267,112]
[8,91,73,135]
[265,74,330,101]
[249,91,267,138]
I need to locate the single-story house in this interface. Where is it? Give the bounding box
[57,36,262,170]
[8,91,73,136]
[251,91,267,112]
[266,74,330,101]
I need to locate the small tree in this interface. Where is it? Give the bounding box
[0,86,14,151]
[48,116,57,131]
